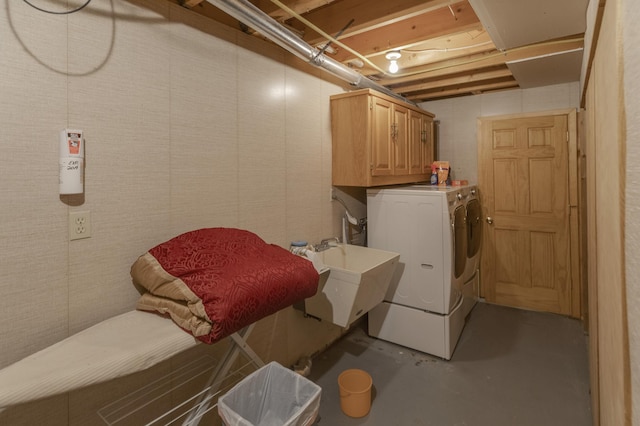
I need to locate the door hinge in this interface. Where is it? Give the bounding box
[566,131,569,142]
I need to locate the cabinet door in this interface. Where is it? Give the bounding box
[371,97,394,176]
[393,104,409,175]
[421,117,434,174]
[409,110,424,174]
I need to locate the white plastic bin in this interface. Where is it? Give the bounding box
[218,361,321,426]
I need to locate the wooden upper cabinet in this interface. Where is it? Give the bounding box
[331,89,434,187]
[409,109,434,175]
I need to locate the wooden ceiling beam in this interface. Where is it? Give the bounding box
[182,0,205,7]
[356,29,493,74]
[289,0,462,46]
[252,0,341,23]
[393,67,513,93]
[407,80,519,101]
[179,0,341,28]
[328,1,480,62]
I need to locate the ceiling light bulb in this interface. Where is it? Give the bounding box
[385,50,402,74]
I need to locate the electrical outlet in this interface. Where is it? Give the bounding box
[69,211,91,241]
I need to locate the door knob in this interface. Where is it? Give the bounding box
[486,217,493,224]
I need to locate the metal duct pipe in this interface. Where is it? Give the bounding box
[204,0,412,104]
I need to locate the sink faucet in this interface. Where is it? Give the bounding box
[321,237,340,245]
[314,237,340,252]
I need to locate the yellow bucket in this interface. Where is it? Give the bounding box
[338,369,372,418]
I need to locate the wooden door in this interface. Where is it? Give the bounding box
[371,97,393,176]
[479,113,572,315]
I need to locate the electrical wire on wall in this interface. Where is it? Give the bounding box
[8,0,117,77]
[22,0,93,15]
[402,40,493,54]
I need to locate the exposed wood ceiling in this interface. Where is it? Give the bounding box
[177,0,588,102]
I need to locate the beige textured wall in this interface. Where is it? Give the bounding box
[0,0,348,423]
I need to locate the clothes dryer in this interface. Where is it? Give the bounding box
[366,185,470,359]
[464,186,482,283]
[461,186,481,317]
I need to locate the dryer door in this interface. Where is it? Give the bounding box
[467,198,482,259]
[453,204,467,279]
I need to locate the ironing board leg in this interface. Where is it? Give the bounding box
[182,324,265,425]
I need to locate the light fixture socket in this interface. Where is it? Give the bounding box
[386,50,401,74]
[385,50,401,61]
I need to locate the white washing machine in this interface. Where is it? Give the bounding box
[366,185,473,360]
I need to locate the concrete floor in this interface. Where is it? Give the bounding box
[307,302,592,426]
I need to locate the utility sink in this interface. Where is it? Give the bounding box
[304,244,399,328]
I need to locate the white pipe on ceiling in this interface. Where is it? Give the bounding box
[204,0,413,104]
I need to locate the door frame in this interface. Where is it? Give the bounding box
[477,108,582,319]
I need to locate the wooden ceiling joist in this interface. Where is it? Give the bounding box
[182,0,205,6]
[288,0,462,46]
[392,66,513,94]
[254,0,341,24]
[329,2,481,62]
[408,80,519,101]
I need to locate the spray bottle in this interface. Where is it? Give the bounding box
[430,163,438,185]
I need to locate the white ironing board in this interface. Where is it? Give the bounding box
[0,311,202,409]
[0,310,267,425]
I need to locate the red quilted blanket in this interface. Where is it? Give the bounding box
[131,228,319,344]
